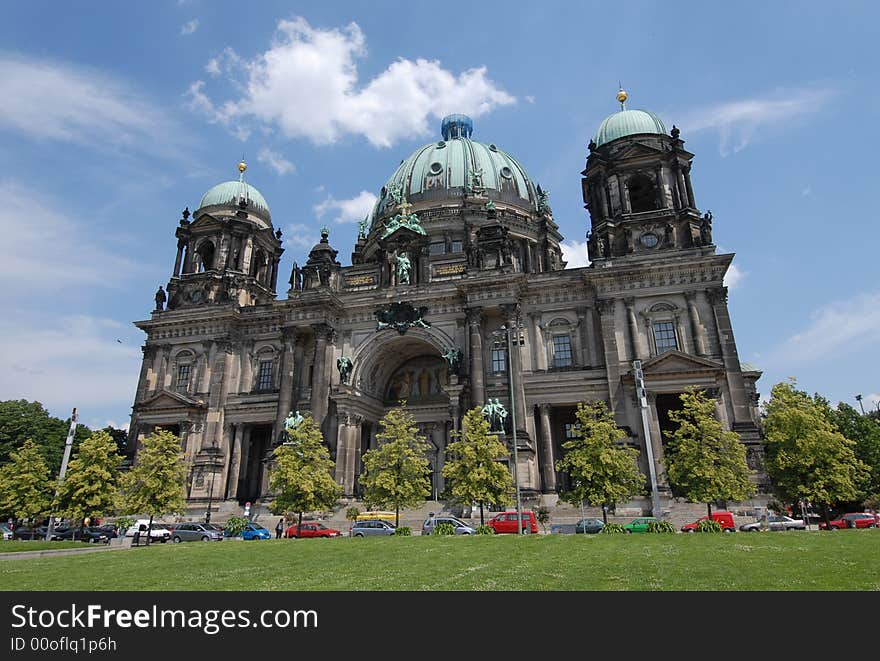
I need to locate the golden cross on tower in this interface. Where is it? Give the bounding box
[398,199,413,217]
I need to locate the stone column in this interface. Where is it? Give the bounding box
[617,174,631,213]
[674,311,691,354]
[225,423,242,500]
[624,298,641,361]
[584,305,600,367]
[538,404,557,493]
[466,308,485,405]
[292,330,306,408]
[206,341,235,449]
[310,324,334,427]
[683,164,696,209]
[576,308,590,367]
[707,287,751,425]
[173,239,185,277]
[684,291,708,356]
[502,304,527,434]
[597,299,625,417]
[182,239,195,274]
[272,328,298,443]
[155,346,170,392]
[675,164,688,210]
[270,257,280,290]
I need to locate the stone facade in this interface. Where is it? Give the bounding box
[127,110,766,518]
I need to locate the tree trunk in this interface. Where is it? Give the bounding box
[395,506,400,529]
[706,503,712,520]
[479,502,484,526]
[147,515,153,546]
[823,505,831,530]
[297,511,303,539]
[602,505,608,526]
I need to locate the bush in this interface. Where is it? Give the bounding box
[535,506,551,532]
[114,517,135,532]
[433,522,456,536]
[476,525,495,535]
[697,519,723,533]
[393,526,411,536]
[345,506,360,522]
[647,520,676,533]
[223,516,250,537]
[601,523,626,534]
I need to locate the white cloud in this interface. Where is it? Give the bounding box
[257,147,295,176]
[282,223,318,249]
[763,290,880,367]
[0,54,183,156]
[724,263,746,290]
[561,240,589,268]
[314,191,377,224]
[865,393,880,410]
[525,95,535,104]
[679,85,835,156]
[0,314,142,422]
[189,17,515,147]
[180,19,199,36]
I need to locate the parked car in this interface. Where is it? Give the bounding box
[170,523,224,543]
[681,511,736,533]
[52,526,110,543]
[239,523,272,540]
[575,518,605,534]
[486,511,539,535]
[421,515,476,535]
[125,520,171,543]
[350,519,397,537]
[285,523,342,538]
[94,524,120,539]
[739,515,806,532]
[819,512,880,530]
[623,517,659,533]
[1,524,13,540]
[355,511,397,522]
[12,526,53,540]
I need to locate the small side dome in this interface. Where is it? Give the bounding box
[197,178,271,219]
[594,109,667,147]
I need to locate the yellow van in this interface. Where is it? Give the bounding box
[355,511,397,522]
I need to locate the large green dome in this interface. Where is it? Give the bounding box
[594,109,667,147]
[370,114,539,224]
[198,180,271,219]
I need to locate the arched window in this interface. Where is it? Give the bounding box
[628,173,658,213]
[196,241,215,272]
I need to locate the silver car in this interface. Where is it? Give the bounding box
[350,520,397,537]
[421,515,476,535]
[170,523,225,542]
[739,515,806,532]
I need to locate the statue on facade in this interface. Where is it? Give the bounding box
[700,210,713,246]
[396,252,412,285]
[536,185,552,216]
[284,410,304,432]
[481,398,508,433]
[289,261,302,291]
[336,356,353,384]
[357,216,368,240]
[154,285,166,311]
[441,347,463,374]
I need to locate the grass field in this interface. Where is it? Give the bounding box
[0,541,97,553]
[1,531,877,591]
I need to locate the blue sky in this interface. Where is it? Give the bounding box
[1,1,878,430]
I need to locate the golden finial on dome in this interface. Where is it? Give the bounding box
[238,161,247,173]
[616,86,628,110]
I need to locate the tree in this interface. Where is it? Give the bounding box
[54,431,122,532]
[0,400,90,473]
[828,402,880,500]
[117,429,186,545]
[360,402,431,528]
[268,415,342,538]
[555,400,645,524]
[0,438,53,531]
[763,381,870,527]
[664,387,754,518]
[442,407,513,525]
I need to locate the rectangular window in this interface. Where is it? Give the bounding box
[176,364,191,391]
[450,240,463,253]
[552,334,573,368]
[258,360,274,391]
[653,321,678,354]
[429,242,445,256]
[564,423,579,440]
[491,347,507,373]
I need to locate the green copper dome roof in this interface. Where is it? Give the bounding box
[198,180,271,219]
[370,115,538,224]
[594,109,667,147]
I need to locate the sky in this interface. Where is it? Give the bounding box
[0,1,878,431]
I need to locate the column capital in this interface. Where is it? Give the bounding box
[311,322,336,343]
[684,289,698,302]
[465,307,483,327]
[537,403,552,415]
[596,298,616,316]
[705,286,728,306]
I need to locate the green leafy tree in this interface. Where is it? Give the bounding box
[360,402,431,527]
[763,380,870,527]
[442,407,513,525]
[664,387,754,518]
[0,400,90,473]
[54,431,122,532]
[117,429,186,545]
[828,402,880,499]
[555,400,645,524]
[269,415,342,537]
[0,438,53,531]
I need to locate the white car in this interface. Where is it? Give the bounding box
[739,515,806,532]
[125,520,172,542]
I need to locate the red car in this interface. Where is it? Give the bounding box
[680,511,736,533]
[284,523,342,538]
[819,513,879,530]
[486,511,539,535]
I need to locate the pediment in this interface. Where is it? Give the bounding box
[137,390,205,411]
[614,142,665,160]
[638,350,723,375]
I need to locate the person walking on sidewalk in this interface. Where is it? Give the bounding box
[275,519,284,539]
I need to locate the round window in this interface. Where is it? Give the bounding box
[429,162,443,175]
[639,232,659,248]
[489,143,498,152]
[500,166,513,179]
[436,141,446,149]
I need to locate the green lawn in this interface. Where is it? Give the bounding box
[0,541,97,553]
[1,531,878,591]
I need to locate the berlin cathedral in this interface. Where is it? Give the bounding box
[127,90,766,517]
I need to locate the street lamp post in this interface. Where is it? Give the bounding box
[855,394,866,416]
[493,321,524,535]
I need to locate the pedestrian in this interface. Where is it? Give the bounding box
[275,518,284,539]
